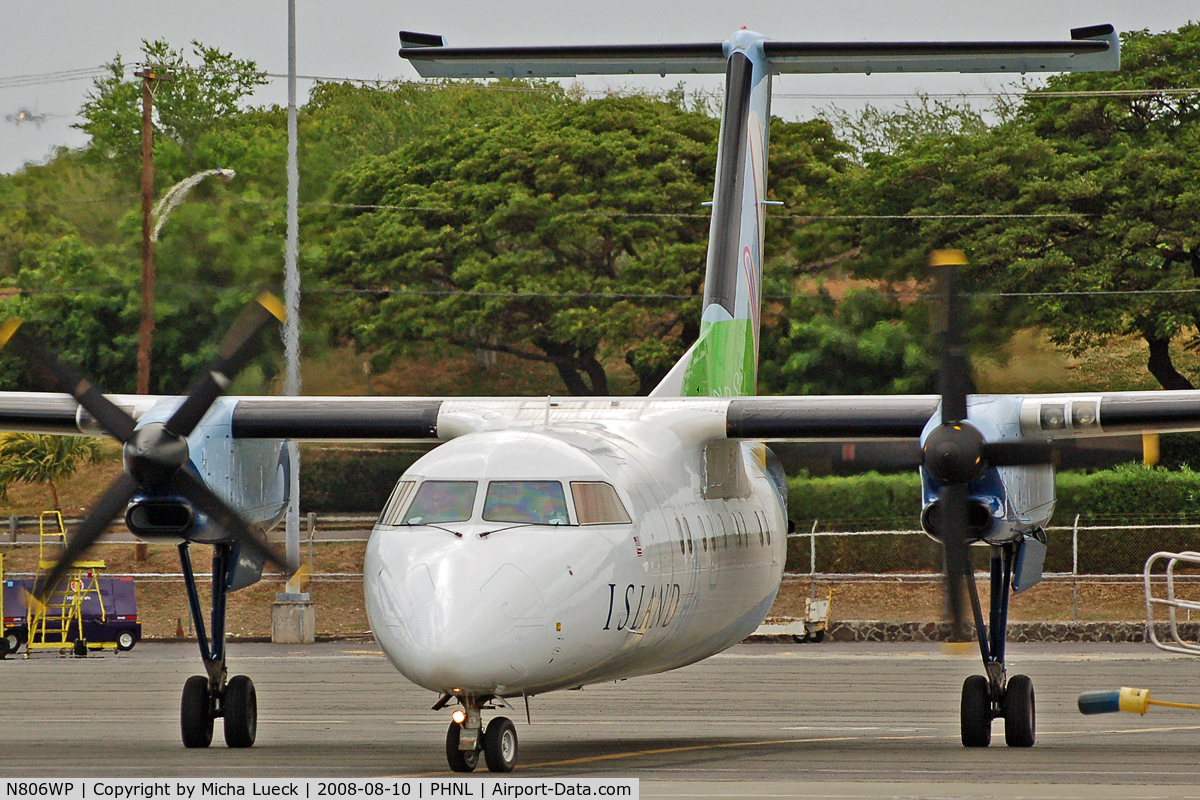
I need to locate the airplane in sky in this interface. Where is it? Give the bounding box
[7,21,1200,774]
[6,106,49,128]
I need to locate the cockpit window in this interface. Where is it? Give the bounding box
[483,481,570,525]
[378,480,416,526]
[402,480,478,524]
[571,482,632,525]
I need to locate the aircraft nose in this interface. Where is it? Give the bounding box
[367,538,551,693]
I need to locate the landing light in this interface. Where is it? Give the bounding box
[451,709,466,725]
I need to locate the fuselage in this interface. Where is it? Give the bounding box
[364,418,785,698]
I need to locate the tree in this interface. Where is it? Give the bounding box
[0,434,102,510]
[75,40,268,183]
[758,287,937,395]
[317,93,857,396]
[318,95,716,395]
[835,25,1200,390]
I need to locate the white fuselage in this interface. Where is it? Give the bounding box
[363,417,785,698]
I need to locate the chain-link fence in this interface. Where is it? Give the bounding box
[782,516,1200,623]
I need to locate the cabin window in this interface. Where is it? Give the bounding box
[483,481,570,525]
[755,511,765,546]
[378,480,416,526]
[676,519,685,554]
[571,482,632,525]
[682,517,694,554]
[402,480,477,524]
[718,514,729,549]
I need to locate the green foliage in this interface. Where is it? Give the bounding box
[759,287,936,395]
[75,41,268,183]
[786,465,1200,575]
[0,434,103,510]
[836,24,1200,390]
[1051,464,1200,523]
[318,94,717,395]
[299,448,428,512]
[316,97,855,395]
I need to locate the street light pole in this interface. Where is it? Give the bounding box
[284,0,302,586]
[272,0,314,645]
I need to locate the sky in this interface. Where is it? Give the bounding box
[0,1,1196,175]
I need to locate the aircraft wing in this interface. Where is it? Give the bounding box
[399,25,1118,79]
[10,389,1200,444]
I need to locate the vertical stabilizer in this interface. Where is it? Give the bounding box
[679,32,772,398]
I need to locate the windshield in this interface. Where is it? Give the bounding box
[483,481,570,525]
[401,480,478,524]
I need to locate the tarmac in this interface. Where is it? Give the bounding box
[2,640,1200,799]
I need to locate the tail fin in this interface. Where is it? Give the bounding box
[679,34,771,398]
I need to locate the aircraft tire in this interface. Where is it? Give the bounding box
[960,675,992,747]
[1003,674,1036,747]
[483,717,518,773]
[224,675,258,748]
[446,722,479,772]
[181,676,214,748]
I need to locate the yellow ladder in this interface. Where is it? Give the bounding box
[26,511,111,655]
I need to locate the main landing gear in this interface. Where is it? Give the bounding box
[959,540,1035,748]
[178,541,258,749]
[439,695,518,773]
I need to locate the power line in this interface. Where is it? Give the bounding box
[0,66,112,90]
[281,199,1090,221]
[8,60,1200,102]
[3,282,1200,302]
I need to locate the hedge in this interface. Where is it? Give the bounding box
[785,465,1200,575]
[300,446,430,513]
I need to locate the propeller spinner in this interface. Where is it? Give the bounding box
[0,292,294,599]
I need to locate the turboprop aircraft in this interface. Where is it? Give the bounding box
[9,21,1200,773]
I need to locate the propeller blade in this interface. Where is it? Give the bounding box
[165,293,285,438]
[0,320,136,443]
[937,482,972,642]
[932,250,970,424]
[168,468,295,574]
[35,473,139,602]
[982,440,1058,467]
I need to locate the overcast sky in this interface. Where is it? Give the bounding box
[0,1,1195,175]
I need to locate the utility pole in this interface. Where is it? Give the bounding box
[135,66,169,395]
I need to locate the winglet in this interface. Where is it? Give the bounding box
[0,318,21,349]
[256,292,286,323]
[400,31,445,50]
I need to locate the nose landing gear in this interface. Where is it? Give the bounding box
[442,695,519,773]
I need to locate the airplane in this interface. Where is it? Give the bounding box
[7,21,1200,773]
[6,107,49,128]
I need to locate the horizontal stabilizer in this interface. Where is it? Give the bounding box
[400,25,1117,79]
[401,41,728,78]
